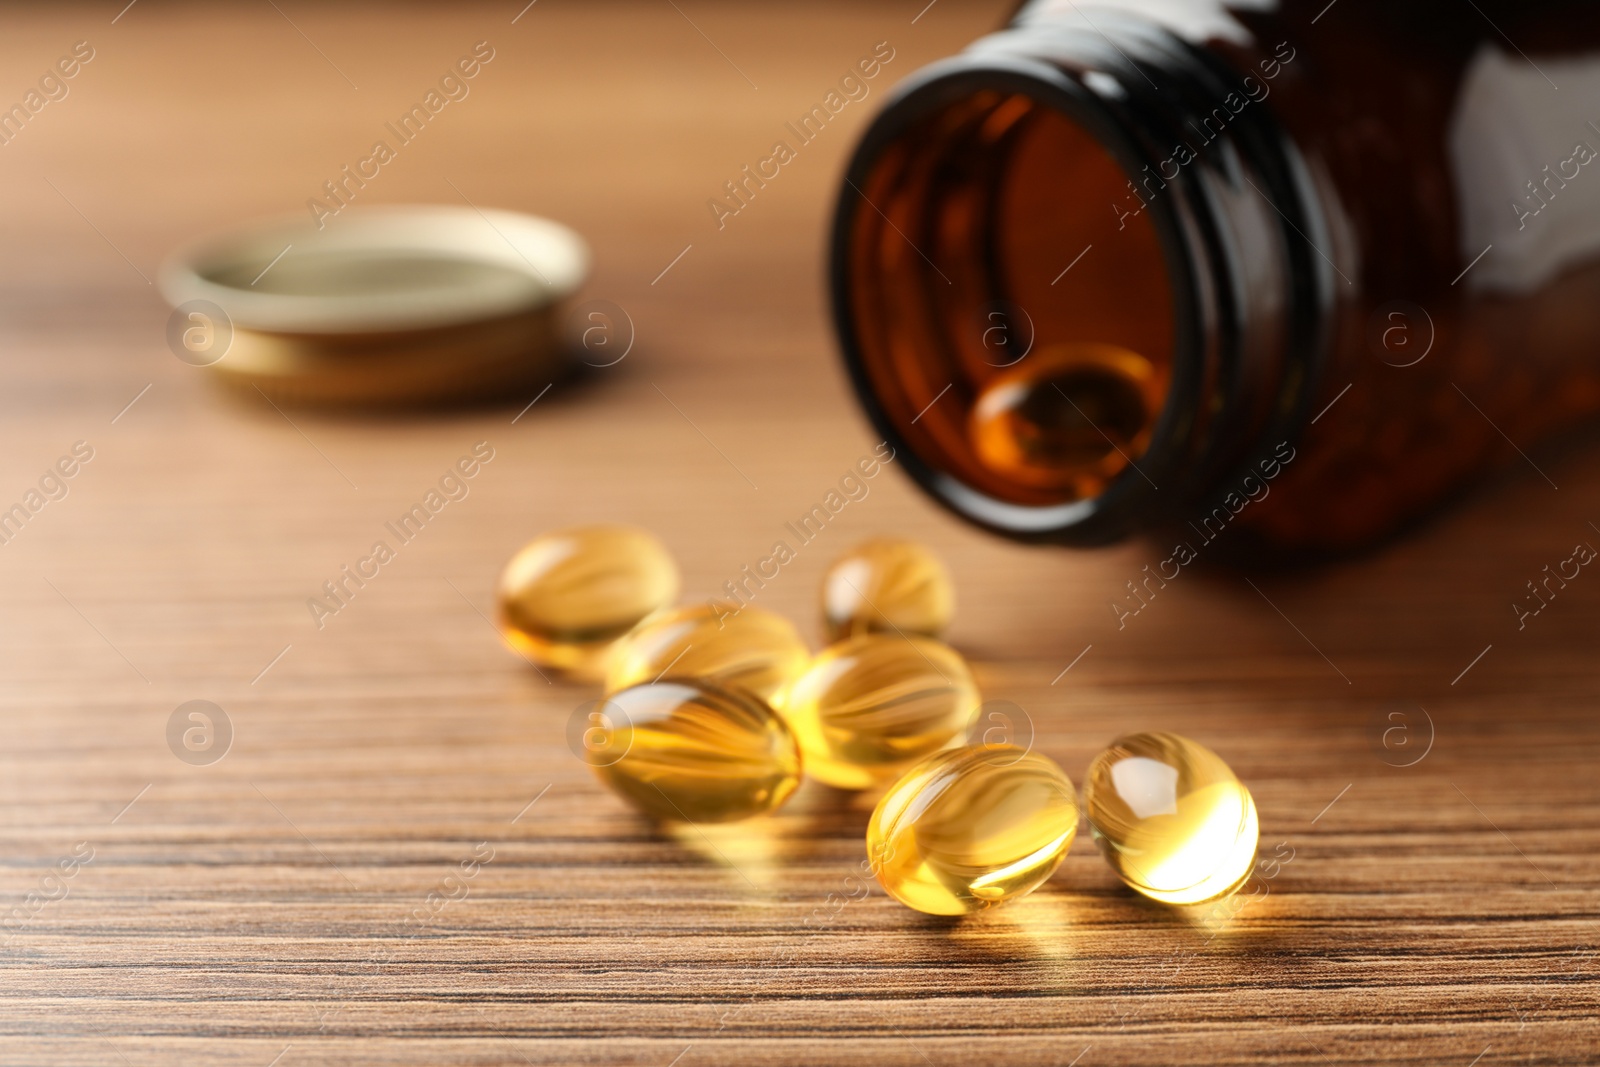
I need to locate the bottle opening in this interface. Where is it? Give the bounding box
[837,81,1178,524]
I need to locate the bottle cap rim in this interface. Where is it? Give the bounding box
[160,204,588,335]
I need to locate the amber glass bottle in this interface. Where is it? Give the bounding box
[831,0,1600,553]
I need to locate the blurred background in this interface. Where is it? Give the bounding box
[0,3,1596,1064]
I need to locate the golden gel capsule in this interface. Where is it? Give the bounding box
[780,633,980,789]
[968,344,1165,500]
[604,603,809,709]
[821,538,954,642]
[587,680,802,823]
[868,745,1078,915]
[1083,732,1259,905]
[495,524,679,676]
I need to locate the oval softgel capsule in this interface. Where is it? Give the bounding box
[1083,732,1259,905]
[781,633,980,789]
[589,680,802,823]
[604,603,808,709]
[495,524,678,677]
[820,537,954,642]
[868,745,1078,915]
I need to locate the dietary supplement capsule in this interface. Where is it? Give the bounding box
[967,344,1165,499]
[586,680,802,823]
[780,633,980,789]
[868,745,1078,915]
[604,603,809,709]
[1082,732,1259,905]
[495,524,678,677]
[821,537,954,642]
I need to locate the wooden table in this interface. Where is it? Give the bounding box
[2,3,1596,1064]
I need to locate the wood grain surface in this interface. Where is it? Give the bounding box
[1,3,1598,1064]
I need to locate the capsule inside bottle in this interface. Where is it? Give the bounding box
[969,343,1165,496]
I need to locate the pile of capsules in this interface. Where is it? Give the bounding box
[494,525,1259,916]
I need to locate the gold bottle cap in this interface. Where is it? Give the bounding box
[159,205,589,407]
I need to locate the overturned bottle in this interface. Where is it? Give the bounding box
[831,0,1600,553]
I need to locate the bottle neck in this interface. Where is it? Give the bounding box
[831,11,1333,544]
